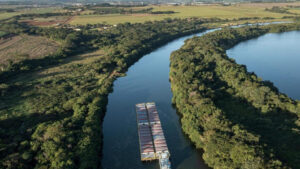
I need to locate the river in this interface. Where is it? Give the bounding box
[101,24,299,169]
[101,29,218,169]
[227,30,300,100]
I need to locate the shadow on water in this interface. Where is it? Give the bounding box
[171,103,210,169]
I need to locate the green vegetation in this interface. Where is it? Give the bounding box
[0,34,59,71]
[86,6,175,15]
[0,31,7,38]
[265,6,297,15]
[170,23,300,169]
[0,17,209,169]
[90,7,152,15]
[1,3,300,169]
[0,19,87,79]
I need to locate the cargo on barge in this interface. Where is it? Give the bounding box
[136,102,171,169]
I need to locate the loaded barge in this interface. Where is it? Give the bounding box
[136,102,171,169]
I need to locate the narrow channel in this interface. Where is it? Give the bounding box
[101,29,217,169]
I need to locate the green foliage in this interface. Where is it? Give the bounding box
[0,17,209,169]
[265,6,293,14]
[0,31,8,38]
[91,7,153,15]
[21,151,32,161]
[170,23,300,169]
[87,6,175,15]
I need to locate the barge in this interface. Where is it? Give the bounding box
[136,102,171,169]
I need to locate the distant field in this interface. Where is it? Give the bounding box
[20,15,73,26]
[289,8,300,14]
[70,3,300,25]
[0,7,62,20]
[0,12,20,20]
[0,35,59,69]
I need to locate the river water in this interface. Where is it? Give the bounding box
[101,29,218,169]
[227,31,300,100]
[101,25,300,169]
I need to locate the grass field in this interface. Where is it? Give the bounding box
[0,7,62,20]
[289,8,300,14]
[0,35,59,69]
[0,12,20,20]
[70,3,300,25]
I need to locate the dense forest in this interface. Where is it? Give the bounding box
[0,17,210,168]
[170,23,300,169]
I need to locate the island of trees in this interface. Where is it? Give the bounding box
[170,23,300,169]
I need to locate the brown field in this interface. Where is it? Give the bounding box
[0,35,59,69]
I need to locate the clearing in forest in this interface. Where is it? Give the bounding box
[0,35,59,69]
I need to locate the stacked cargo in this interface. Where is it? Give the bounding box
[146,103,169,156]
[151,123,168,154]
[136,103,155,161]
[146,102,160,124]
[136,103,149,125]
[136,102,171,168]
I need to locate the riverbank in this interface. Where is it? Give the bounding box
[0,18,210,169]
[227,30,300,100]
[101,21,290,169]
[1,18,297,168]
[101,28,224,169]
[170,23,300,168]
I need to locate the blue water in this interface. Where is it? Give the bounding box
[101,23,298,169]
[227,31,300,100]
[101,30,218,169]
